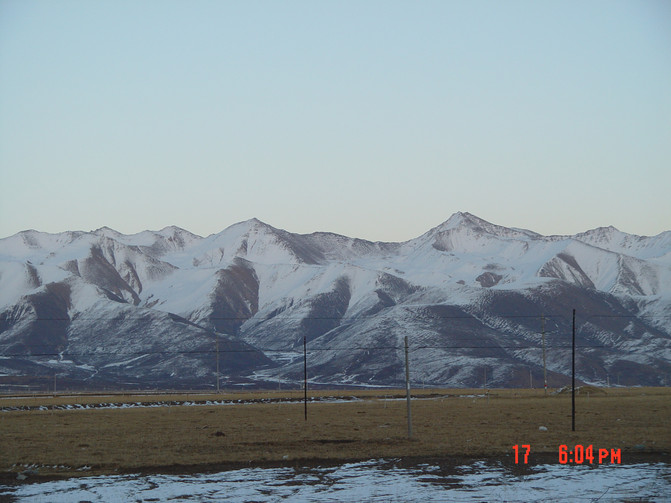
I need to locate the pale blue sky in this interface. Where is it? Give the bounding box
[1,0,670,241]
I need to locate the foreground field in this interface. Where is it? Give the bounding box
[1,387,669,480]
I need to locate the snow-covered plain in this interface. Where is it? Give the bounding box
[1,458,669,502]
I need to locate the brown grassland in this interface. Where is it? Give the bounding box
[1,387,669,480]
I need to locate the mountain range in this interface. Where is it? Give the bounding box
[1,212,670,390]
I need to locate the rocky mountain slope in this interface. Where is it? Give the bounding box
[1,212,669,390]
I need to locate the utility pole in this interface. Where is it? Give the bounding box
[216,336,220,393]
[405,336,412,439]
[303,334,307,421]
[572,309,576,432]
[541,314,547,395]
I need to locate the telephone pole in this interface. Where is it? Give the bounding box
[304,334,308,421]
[405,336,412,439]
[542,314,547,395]
[572,309,576,432]
[216,336,220,393]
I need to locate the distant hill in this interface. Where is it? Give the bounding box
[1,212,670,390]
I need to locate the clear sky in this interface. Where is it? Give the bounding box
[1,0,670,242]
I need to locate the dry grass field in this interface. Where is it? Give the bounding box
[1,387,669,480]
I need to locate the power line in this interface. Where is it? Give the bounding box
[0,342,610,359]
[21,313,671,322]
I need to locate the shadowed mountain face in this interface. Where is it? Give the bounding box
[0,213,670,390]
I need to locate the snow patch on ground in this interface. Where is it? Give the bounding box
[1,458,669,502]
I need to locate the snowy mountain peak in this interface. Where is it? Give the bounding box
[0,229,87,259]
[93,226,123,238]
[156,225,198,237]
[576,225,622,241]
[151,226,202,247]
[434,212,537,239]
[574,225,671,259]
[220,218,277,236]
[1,213,670,389]
[416,213,539,256]
[442,211,481,229]
[199,218,325,266]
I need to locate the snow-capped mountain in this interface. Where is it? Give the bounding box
[1,212,670,390]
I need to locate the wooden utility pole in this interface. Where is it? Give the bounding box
[404,336,412,439]
[303,335,307,421]
[542,314,547,395]
[572,309,576,432]
[216,336,220,393]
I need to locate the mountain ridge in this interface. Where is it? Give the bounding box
[1,213,670,390]
[6,212,670,247]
